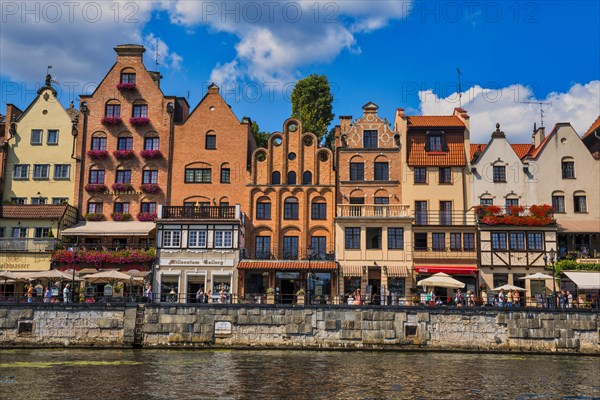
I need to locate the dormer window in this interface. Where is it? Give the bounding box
[425,131,447,152]
[120,72,136,84]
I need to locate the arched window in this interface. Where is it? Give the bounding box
[120,68,136,84]
[206,131,217,150]
[90,133,107,151]
[551,191,565,213]
[284,197,299,220]
[105,100,120,118]
[271,171,281,185]
[287,171,297,185]
[302,171,312,185]
[311,199,326,220]
[256,197,271,220]
[132,100,148,118]
[561,157,575,179]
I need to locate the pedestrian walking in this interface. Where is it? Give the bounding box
[196,287,204,304]
[145,285,153,303]
[63,284,70,303]
[26,284,34,303]
[44,287,52,303]
[567,291,573,308]
[513,290,520,307]
[498,289,506,308]
[454,289,463,307]
[507,290,514,308]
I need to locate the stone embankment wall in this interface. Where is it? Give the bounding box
[1,305,598,354]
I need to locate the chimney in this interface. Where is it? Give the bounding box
[114,44,145,59]
[148,71,163,88]
[532,124,546,148]
[362,102,379,118]
[453,107,470,131]
[208,83,220,94]
[339,115,352,132]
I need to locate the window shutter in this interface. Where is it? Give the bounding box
[441,134,449,152]
[424,134,431,151]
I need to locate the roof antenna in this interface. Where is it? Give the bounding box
[523,101,552,127]
[457,67,463,108]
[154,38,160,71]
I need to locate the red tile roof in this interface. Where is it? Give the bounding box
[238,260,337,271]
[583,116,600,139]
[0,204,69,219]
[407,133,466,166]
[528,125,557,159]
[407,116,465,127]
[470,143,532,161]
[470,144,487,159]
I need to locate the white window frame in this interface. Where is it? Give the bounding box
[54,164,70,179]
[13,164,29,179]
[47,130,59,145]
[52,197,68,205]
[214,230,233,248]
[12,227,28,238]
[31,197,48,205]
[188,230,207,248]
[34,227,51,238]
[33,164,50,179]
[162,230,181,248]
[31,129,42,144]
[11,197,26,204]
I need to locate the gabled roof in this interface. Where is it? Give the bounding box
[470,143,532,162]
[583,116,600,139]
[528,124,559,159]
[470,143,487,159]
[408,133,466,166]
[0,204,69,219]
[362,101,379,110]
[407,116,465,128]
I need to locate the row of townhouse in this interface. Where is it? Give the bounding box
[0,44,598,304]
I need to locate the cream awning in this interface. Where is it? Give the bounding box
[342,265,363,277]
[563,271,600,290]
[61,221,155,236]
[386,265,409,278]
[557,219,600,233]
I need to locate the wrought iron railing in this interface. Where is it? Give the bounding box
[0,238,58,252]
[160,206,237,220]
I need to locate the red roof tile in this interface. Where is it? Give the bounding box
[510,144,533,159]
[528,125,557,159]
[0,204,69,219]
[470,144,487,159]
[407,116,465,127]
[238,260,337,271]
[583,116,600,139]
[407,132,466,166]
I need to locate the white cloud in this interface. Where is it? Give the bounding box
[418,81,600,143]
[143,33,183,71]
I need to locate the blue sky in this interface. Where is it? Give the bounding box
[1,1,599,143]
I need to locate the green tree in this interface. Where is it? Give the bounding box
[290,74,334,142]
[251,121,269,148]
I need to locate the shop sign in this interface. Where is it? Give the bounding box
[160,257,234,267]
[0,253,51,270]
[214,321,232,337]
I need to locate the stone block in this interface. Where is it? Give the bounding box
[417,312,430,323]
[324,320,338,330]
[528,329,557,339]
[362,310,373,321]
[191,334,212,343]
[341,320,355,330]
[249,308,261,315]
[569,321,597,331]
[285,324,300,334]
[272,315,286,325]
[146,313,158,323]
[238,308,247,315]
[97,319,118,329]
[260,315,273,325]
[19,309,33,319]
[512,319,542,329]
[383,330,396,340]
[555,338,580,349]
[508,328,528,338]
[0,318,17,329]
[237,315,249,325]
[0,309,7,318]
[340,330,361,340]
[381,312,395,321]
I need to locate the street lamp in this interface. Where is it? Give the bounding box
[543,248,556,308]
[306,246,313,305]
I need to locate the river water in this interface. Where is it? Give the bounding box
[0,349,598,400]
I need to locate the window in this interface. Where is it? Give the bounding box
[311,202,326,220]
[505,198,519,208]
[432,233,445,251]
[105,104,121,118]
[574,195,587,213]
[144,137,159,150]
[185,168,211,183]
[350,162,364,181]
[440,201,452,225]
[116,170,132,183]
[255,201,271,220]
[121,73,136,83]
[31,129,42,144]
[480,198,493,206]
[0,227,4,237]
[414,233,428,250]
[509,232,526,251]
[415,201,427,225]
[302,171,312,185]
[47,130,59,145]
[414,167,427,184]
[439,167,452,184]
[450,233,461,251]
[220,168,230,183]
[114,202,130,214]
[89,170,105,184]
[388,228,404,250]
[492,232,508,251]
[363,130,378,148]
[141,202,156,213]
[214,231,233,248]
[13,164,29,179]
[142,170,158,184]
[132,104,148,118]
[87,202,102,214]
[427,134,443,151]
[188,230,207,248]
[374,162,389,181]
[527,232,544,251]
[117,137,133,151]
[561,161,575,179]
[350,197,364,205]
[366,228,382,249]
[374,197,389,204]
[33,164,50,179]
[54,165,70,179]
[271,171,281,185]
[283,236,299,259]
[310,236,327,259]
[493,166,506,182]
[552,195,565,213]
[284,198,299,220]
[287,171,297,185]
[31,197,47,205]
[255,236,271,259]
[162,230,181,248]
[52,198,68,205]
[206,134,216,150]
[91,137,107,151]
[493,274,509,289]
[11,197,26,204]
[12,227,27,238]
[34,228,50,238]
[463,233,475,251]
[345,228,361,249]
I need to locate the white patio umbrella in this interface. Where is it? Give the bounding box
[84,270,132,284]
[519,272,555,280]
[417,272,465,289]
[25,270,82,282]
[492,284,527,292]
[0,270,27,281]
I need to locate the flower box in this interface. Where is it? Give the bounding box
[140,183,161,194]
[111,183,134,192]
[111,212,132,221]
[113,150,135,159]
[476,204,555,226]
[84,184,108,193]
[140,150,163,159]
[137,212,157,222]
[52,248,156,267]
[117,82,137,91]
[84,213,105,221]
[101,116,123,126]
[129,117,150,127]
[87,150,110,160]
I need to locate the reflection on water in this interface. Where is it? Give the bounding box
[0,349,598,400]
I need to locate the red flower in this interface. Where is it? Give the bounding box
[129,117,150,127]
[117,82,136,91]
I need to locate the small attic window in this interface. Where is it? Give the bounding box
[120,72,136,84]
[425,131,448,152]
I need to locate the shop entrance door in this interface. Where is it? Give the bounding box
[187,276,205,303]
[280,279,295,304]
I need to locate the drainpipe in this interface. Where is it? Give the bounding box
[165,102,175,205]
[0,119,17,197]
[76,103,89,217]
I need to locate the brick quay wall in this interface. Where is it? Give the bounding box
[0,305,598,354]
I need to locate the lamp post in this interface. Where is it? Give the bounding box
[543,248,557,308]
[307,246,313,306]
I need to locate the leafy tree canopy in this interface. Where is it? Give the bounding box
[251,121,269,148]
[291,74,334,142]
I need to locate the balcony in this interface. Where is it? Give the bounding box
[413,210,477,226]
[241,245,336,261]
[337,204,410,219]
[159,205,241,221]
[476,205,555,226]
[0,238,58,252]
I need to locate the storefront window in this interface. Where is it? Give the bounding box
[344,277,361,296]
[276,272,300,304]
[212,275,231,303]
[388,278,405,298]
[311,273,331,304]
[186,274,206,303]
[244,272,269,295]
[160,275,179,303]
[493,274,508,289]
